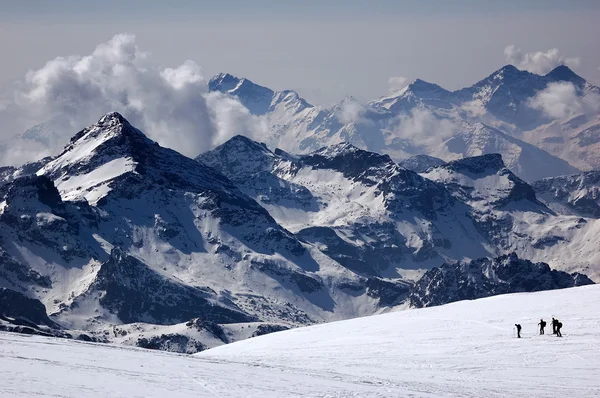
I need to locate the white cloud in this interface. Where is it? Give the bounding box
[504,45,580,75]
[527,82,600,120]
[206,92,268,145]
[0,33,264,165]
[388,76,409,92]
[460,100,488,118]
[395,108,457,145]
[335,97,369,125]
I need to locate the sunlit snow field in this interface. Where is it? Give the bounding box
[2,285,599,397]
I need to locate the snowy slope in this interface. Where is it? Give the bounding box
[525,113,600,171]
[200,136,600,282]
[423,155,600,281]
[2,285,599,397]
[199,136,495,279]
[533,170,600,218]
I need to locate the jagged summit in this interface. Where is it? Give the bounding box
[310,142,363,158]
[443,153,506,174]
[209,73,275,115]
[497,64,520,73]
[472,64,532,86]
[545,65,586,86]
[36,112,244,205]
[65,111,152,153]
[408,79,452,96]
[409,252,594,308]
[197,135,277,177]
[221,134,270,151]
[209,73,242,92]
[400,154,446,173]
[209,73,312,116]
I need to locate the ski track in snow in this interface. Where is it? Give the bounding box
[2,285,600,397]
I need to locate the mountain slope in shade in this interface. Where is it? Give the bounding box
[400,154,446,173]
[408,252,593,308]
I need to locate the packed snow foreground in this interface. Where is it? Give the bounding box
[2,285,599,397]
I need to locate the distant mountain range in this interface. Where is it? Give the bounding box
[209,64,600,180]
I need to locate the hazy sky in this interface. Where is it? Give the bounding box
[1,0,600,105]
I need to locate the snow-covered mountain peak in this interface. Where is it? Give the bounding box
[423,153,542,208]
[310,142,363,158]
[197,135,277,177]
[209,73,276,115]
[208,73,241,92]
[58,111,151,159]
[36,112,243,205]
[35,112,150,201]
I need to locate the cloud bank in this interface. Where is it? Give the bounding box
[504,45,580,75]
[527,82,600,120]
[0,33,265,165]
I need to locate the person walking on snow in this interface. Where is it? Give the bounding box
[556,321,563,337]
[515,324,522,338]
[538,318,546,335]
[552,318,558,335]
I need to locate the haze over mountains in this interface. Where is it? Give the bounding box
[209,64,599,181]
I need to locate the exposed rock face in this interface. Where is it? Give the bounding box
[72,248,256,325]
[0,287,58,328]
[409,253,594,308]
[533,171,600,218]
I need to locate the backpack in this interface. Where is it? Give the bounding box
[541,321,546,327]
[557,322,562,328]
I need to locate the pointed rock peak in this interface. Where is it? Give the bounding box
[67,112,150,149]
[208,73,241,92]
[545,65,585,85]
[477,64,530,85]
[311,142,362,158]
[209,73,272,96]
[97,111,128,126]
[444,153,506,174]
[497,64,520,74]
[215,135,272,155]
[196,135,276,177]
[405,79,452,97]
[400,154,446,173]
[408,79,437,89]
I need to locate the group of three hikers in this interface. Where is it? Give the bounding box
[514,318,562,338]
